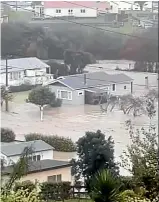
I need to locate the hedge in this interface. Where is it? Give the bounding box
[10,84,36,93]
[25,133,76,152]
[14,181,36,193]
[40,182,71,201]
[1,128,16,142]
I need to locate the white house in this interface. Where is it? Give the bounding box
[43,1,111,18]
[1,140,54,166]
[0,57,53,86]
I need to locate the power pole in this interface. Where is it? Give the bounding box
[5,57,9,112]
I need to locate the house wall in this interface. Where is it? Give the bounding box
[49,84,85,105]
[53,151,76,161]
[44,8,97,18]
[1,150,54,166]
[109,82,132,96]
[2,166,73,185]
[0,69,53,86]
[20,166,73,183]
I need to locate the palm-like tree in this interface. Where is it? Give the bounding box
[89,169,121,202]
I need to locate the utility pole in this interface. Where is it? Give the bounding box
[5,57,9,112]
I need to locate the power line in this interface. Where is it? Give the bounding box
[1,2,157,42]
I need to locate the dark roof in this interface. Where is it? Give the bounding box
[0,57,49,74]
[48,72,133,90]
[2,159,71,175]
[1,140,53,157]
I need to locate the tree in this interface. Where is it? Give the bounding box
[1,85,13,107]
[28,86,61,121]
[71,130,119,187]
[134,1,147,11]
[90,169,121,202]
[1,128,15,142]
[121,120,158,199]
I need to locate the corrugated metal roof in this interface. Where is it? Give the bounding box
[48,71,133,90]
[2,159,71,174]
[1,140,53,157]
[0,57,50,74]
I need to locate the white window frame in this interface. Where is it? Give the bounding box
[57,90,72,100]
[56,9,61,13]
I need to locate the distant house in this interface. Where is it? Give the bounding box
[46,72,133,105]
[1,140,54,166]
[0,57,53,86]
[2,159,73,184]
[42,1,111,18]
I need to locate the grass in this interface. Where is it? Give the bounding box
[12,91,30,104]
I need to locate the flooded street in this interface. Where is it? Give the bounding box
[1,60,158,175]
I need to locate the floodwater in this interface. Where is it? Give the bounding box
[1,60,158,175]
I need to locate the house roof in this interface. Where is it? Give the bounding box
[0,57,50,74]
[1,140,53,157]
[44,1,110,10]
[2,159,71,175]
[48,72,133,90]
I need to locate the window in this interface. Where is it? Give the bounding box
[57,174,62,182]
[48,175,56,182]
[57,90,72,100]
[37,155,41,161]
[78,91,84,96]
[33,155,36,161]
[112,84,116,91]
[124,86,126,89]
[48,175,62,182]
[68,9,73,14]
[56,9,61,13]
[110,5,113,10]
[81,9,85,13]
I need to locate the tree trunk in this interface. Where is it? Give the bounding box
[40,106,44,121]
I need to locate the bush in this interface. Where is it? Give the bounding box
[14,181,36,193]
[10,84,35,92]
[50,98,62,107]
[0,189,40,202]
[25,133,76,152]
[1,128,15,142]
[40,182,71,201]
[120,176,135,191]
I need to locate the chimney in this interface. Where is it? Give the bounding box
[84,74,86,85]
[145,76,149,89]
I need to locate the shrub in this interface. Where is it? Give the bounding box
[25,133,76,152]
[10,84,35,92]
[14,181,36,193]
[120,176,135,191]
[50,98,62,107]
[0,189,40,202]
[1,128,15,142]
[40,181,71,201]
[89,169,121,202]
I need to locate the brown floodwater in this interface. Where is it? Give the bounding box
[1,60,158,175]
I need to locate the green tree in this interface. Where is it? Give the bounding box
[90,169,121,202]
[1,128,15,142]
[71,130,119,186]
[121,120,158,199]
[28,86,61,121]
